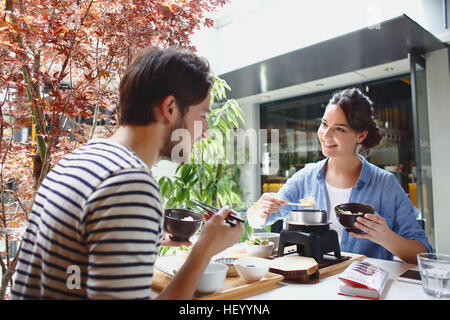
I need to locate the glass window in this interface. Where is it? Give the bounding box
[260,75,416,200]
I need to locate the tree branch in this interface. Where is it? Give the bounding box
[6,189,30,221]
[58,0,95,79]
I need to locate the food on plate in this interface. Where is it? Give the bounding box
[246,238,270,246]
[245,239,274,258]
[336,207,366,215]
[299,197,316,207]
[214,257,238,277]
[164,209,203,242]
[340,210,365,215]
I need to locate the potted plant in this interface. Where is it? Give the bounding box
[158,76,254,256]
[0,0,233,299]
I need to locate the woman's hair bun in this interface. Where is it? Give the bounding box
[328,88,382,151]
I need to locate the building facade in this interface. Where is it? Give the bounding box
[192,0,450,254]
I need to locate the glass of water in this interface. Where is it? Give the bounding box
[417,253,450,299]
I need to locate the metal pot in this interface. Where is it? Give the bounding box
[288,209,328,225]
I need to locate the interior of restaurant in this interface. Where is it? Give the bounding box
[260,75,425,233]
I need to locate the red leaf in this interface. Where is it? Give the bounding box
[204,18,214,28]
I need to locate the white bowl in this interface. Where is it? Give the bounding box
[233,257,271,282]
[245,241,274,258]
[195,262,228,294]
[214,257,239,277]
[252,233,280,250]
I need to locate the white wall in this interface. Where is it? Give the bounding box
[191,2,450,251]
[192,0,427,75]
[425,47,450,254]
[237,102,261,203]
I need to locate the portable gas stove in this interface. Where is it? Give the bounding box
[277,222,341,264]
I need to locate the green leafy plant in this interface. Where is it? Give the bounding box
[158,76,253,250]
[0,0,231,299]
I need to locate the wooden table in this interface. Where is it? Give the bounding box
[245,257,434,300]
[152,241,437,300]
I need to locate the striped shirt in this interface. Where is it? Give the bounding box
[11,139,164,299]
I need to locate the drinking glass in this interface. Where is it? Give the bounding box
[417,253,450,299]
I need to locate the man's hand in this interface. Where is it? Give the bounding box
[160,232,192,247]
[157,206,242,300]
[196,206,243,258]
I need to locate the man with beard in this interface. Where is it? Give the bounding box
[11,47,242,300]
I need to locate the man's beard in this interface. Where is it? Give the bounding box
[159,115,187,162]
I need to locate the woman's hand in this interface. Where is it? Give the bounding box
[351,212,427,264]
[247,193,287,228]
[350,213,396,246]
[253,193,288,221]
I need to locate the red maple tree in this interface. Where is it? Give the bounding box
[0,0,228,299]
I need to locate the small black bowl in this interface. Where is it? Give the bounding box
[164,208,204,242]
[335,203,375,234]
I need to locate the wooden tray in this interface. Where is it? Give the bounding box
[152,268,284,300]
[268,251,366,283]
[224,245,366,284]
[152,247,365,298]
[318,252,366,280]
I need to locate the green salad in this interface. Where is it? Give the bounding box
[246,238,270,246]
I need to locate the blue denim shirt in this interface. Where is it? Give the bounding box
[267,155,432,261]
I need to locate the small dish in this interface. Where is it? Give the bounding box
[251,233,280,251]
[214,257,238,277]
[233,257,271,282]
[245,241,274,258]
[196,262,228,294]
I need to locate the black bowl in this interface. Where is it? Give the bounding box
[334,203,375,234]
[164,208,204,242]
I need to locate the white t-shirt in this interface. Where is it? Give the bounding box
[326,182,352,242]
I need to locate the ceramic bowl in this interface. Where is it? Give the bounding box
[214,257,238,277]
[164,208,203,242]
[334,203,375,234]
[252,232,280,250]
[196,262,228,294]
[245,241,274,258]
[233,257,271,282]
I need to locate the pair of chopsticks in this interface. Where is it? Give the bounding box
[285,202,306,207]
[190,200,245,227]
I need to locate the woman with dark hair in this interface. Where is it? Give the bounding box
[247,88,431,264]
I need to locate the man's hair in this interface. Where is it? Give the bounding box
[118,47,214,125]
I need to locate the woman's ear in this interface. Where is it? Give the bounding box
[356,130,368,144]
